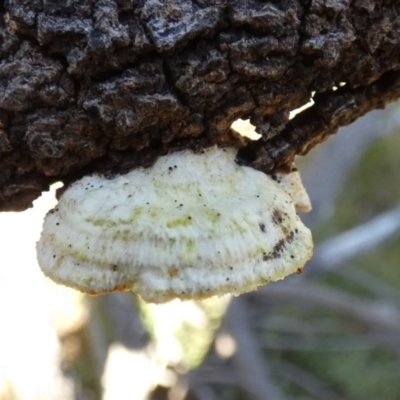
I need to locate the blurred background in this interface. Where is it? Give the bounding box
[1,100,400,400]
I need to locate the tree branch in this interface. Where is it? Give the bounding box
[255,283,400,334]
[1,1,400,211]
[305,205,400,277]
[225,297,284,400]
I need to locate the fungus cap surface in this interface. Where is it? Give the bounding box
[276,167,312,213]
[37,146,313,303]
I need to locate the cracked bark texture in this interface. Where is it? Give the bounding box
[0,0,400,211]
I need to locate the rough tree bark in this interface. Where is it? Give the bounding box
[0,0,399,211]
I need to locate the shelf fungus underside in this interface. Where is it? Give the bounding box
[36,146,313,303]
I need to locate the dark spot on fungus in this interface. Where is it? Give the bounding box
[263,231,295,261]
[259,223,266,232]
[292,167,298,172]
[56,222,60,226]
[112,265,118,271]
[169,166,173,171]
[53,255,56,258]
[272,209,283,225]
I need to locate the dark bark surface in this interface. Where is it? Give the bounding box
[1,0,400,211]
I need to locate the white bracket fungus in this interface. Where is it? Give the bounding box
[36,146,313,303]
[275,166,312,213]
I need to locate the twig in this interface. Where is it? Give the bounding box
[189,365,237,386]
[86,297,110,380]
[190,384,219,400]
[225,297,284,400]
[274,360,344,400]
[261,335,378,351]
[257,315,343,335]
[255,283,400,333]
[302,102,400,227]
[304,205,400,277]
[334,266,400,301]
[101,293,149,349]
[367,332,400,357]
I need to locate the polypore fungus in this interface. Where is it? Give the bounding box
[275,167,312,213]
[36,146,313,303]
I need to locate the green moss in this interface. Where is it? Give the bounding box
[166,217,193,228]
[230,219,247,234]
[130,207,143,219]
[204,208,222,223]
[85,217,117,227]
[185,238,196,254]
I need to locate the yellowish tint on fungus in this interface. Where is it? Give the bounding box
[36,146,313,303]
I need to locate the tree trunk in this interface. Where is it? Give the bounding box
[1,0,399,211]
